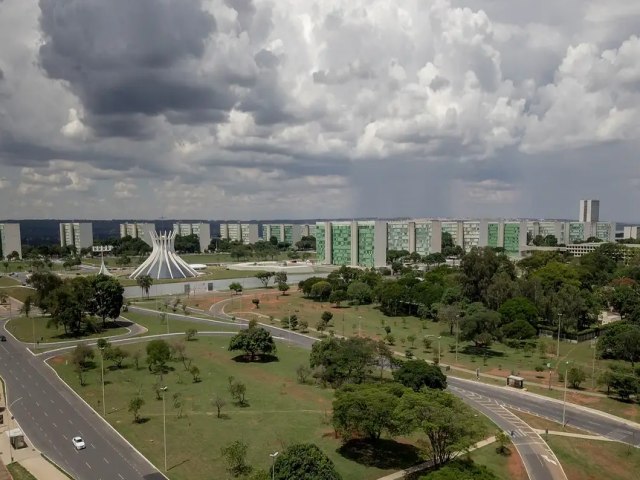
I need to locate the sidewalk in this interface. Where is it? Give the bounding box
[375,436,496,480]
[532,429,615,441]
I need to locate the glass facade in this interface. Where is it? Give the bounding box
[415,223,432,255]
[462,221,480,251]
[357,224,375,267]
[441,222,459,244]
[387,222,409,251]
[503,223,521,254]
[487,223,499,248]
[595,223,612,242]
[331,224,352,265]
[568,222,585,243]
[316,224,325,262]
[284,225,294,245]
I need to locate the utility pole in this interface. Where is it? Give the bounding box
[556,313,563,361]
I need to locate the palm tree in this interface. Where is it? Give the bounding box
[136,275,153,299]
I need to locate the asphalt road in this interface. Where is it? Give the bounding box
[451,383,567,480]
[0,318,165,480]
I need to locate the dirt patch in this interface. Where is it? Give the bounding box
[47,356,66,365]
[565,392,600,406]
[506,447,528,480]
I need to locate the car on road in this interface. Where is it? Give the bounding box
[0,335,6,342]
[72,436,86,450]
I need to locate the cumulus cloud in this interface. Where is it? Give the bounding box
[0,0,638,220]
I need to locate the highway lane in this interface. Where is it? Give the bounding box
[448,377,640,446]
[451,384,566,480]
[0,319,165,480]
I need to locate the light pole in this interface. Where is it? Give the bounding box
[8,396,23,463]
[592,336,598,389]
[99,345,106,416]
[161,386,168,472]
[358,316,362,337]
[556,313,563,361]
[269,451,279,480]
[562,361,570,426]
[455,315,460,363]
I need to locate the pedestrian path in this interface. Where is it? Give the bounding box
[532,429,615,441]
[375,436,496,480]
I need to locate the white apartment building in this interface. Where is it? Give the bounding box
[0,223,22,259]
[119,222,156,246]
[172,222,211,253]
[262,224,304,245]
[623,226,640,240]
[59,222,93,253]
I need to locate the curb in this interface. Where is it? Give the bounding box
[42,361,169,479]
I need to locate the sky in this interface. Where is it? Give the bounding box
[0,0,639,222]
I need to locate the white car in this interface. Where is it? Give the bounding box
[72,436,86,450]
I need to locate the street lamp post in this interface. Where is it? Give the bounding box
[8,396,23,463]
[556,313,563,361]
[562,361,570,426]
[269,451,279,480]
[99,345,106,416]
[161,386,168,472]
[592,336,598,389]
[455,315,460,363]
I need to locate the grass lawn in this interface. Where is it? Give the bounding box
[547,437,640,480]
[5,316,130,343]
[0,286,34,303]
[466,443,528,480]
[121,311,235,336]
[0,275,20,286]
[6,462,37,480]
[222,292,640,421]
[49,335,431,480]
[0,261,64,273]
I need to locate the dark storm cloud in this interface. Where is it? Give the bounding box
[37,0,234,136]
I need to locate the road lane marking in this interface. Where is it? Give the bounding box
[542,454,558,465]
[104,457,110,464]
[86,462,92,469]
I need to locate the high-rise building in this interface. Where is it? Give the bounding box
[623,226,640,240]
[219,223,259,245]
[59,222,93,253]
[315,221,387,268]
[172,222,211,253]
[119,222,156,246]
[300,224,316,238]
[0,223,22,259]
[579,199,600,223]
[263,224,303,244]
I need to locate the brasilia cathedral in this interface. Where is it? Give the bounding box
[129,231,199,280]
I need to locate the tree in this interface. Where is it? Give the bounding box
[407,334,417,348]
[189,365,201,383]
[278,282,290,296]
[393,360,447,391]
[132,350,142,370]
[395,390,485,468]
[88,275,124,327]
[321,311,333,325]
[104,346,129,368]
[71,344,94,386]
[228,326,277,361]
[27,271,63,314]
[495,430,511,455]
[228,377,248,406]
[185,328,198,341]
[460,248,515,302]
[128,396,145,423]
[309,337,377,387]
[498,297,538,325]
[296,365,311,384]
[289,314,299,330]
[136,275,153,299]
[221,440,251,478]
[333,384,403,441]
[459,304,501,348]
[229,282,243,295]
[19,296,32,318]
[255,271,274,288]
[567,366,586,389]
[501,319,537,340]
[213,393,226,418]
[273,443,342,480]
[146,339,171,373]
[274,271,288,285]
[252,298,260,309]
[329,290,348,307]
[347,281,373,305]
[310,281,332,301]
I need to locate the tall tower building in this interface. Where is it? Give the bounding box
[59,223,93,253]
[579,200,600,223]
[0,223,22,259]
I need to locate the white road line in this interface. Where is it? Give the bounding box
[86,462,92,469]
[104,457,110,464]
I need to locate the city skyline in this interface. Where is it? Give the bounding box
[0,0,639,221]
